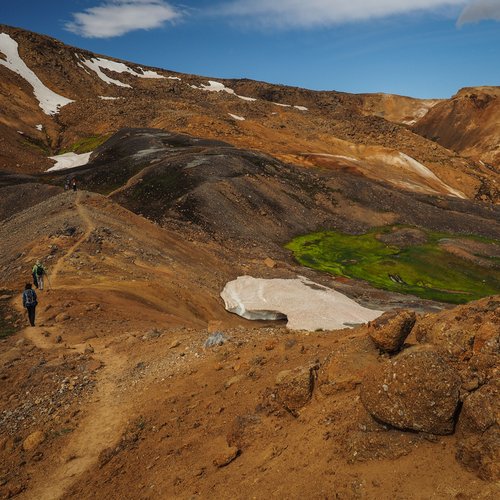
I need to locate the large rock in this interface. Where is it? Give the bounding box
[413,297,499,402]
[456,383,500,480]
[361,348,461,434]
[275,366,316,415]
[367,309,416,353]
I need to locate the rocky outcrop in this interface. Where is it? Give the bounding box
[456,382,500,481]
[361,348,461,434]
[367,309,416,353]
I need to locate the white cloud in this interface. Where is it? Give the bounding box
[458,0,500,25]
[65,0,183,38]
[216,0,470,28]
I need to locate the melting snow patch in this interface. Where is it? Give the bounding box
[99,96,121,100]
[78,55,164,88]
[0,33,74,115]
[273,102,291,108]
[228,113,245,121]
[396,153,466,199]
[191,80,256,102]
[35,124,43,131]
[221,276,383,331]
[167,76,181,80]
[47,152,92,172]
[294,105,308,111]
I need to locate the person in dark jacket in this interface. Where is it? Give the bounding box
[22,283,38,327]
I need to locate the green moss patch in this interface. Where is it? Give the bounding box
[60,135,111,154]
[286,226,500,304]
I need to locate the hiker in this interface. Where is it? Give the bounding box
[32,260,46,290]
[22,283,38,327]
[71,178,77,192]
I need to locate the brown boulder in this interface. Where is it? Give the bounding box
[275,366,316,415]
[361,348,461,434]
[456,383,499,480]
[367,310,416,353]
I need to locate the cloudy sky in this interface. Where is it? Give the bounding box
[1,0,499,97]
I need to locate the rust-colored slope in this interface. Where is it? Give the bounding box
[414,86,500,167]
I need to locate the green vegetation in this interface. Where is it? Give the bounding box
[0,292,20,339]
[20,137,50,155]
[60,135,111,154]
[286,226,500,304]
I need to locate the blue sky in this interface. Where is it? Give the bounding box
[1,1,499,98]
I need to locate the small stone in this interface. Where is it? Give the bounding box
[169,339,181,349]
[264,257,276,269]
[55,335,63,344]
[86,360,103,372]
[22,431,45,451]
[224,375,243,389]
[84,345,94,354]
[213,444,240,467]
[55,312,70,323]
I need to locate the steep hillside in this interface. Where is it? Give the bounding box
[1,25,498,202]
[414,86,500,170]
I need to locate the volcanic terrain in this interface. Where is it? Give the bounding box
[0,25,499,500]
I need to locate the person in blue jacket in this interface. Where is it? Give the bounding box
[22,283,38,327]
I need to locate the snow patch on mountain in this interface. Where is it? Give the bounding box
[99,96,121,100]
[228,113,245,121]
[35,124,43,131]
[396,153,466,199]
[221,276,383,331]
[191,80,256,102]
[47,152,92,171]
[77,55,165,88]
[0,33,74,115]
[294,105,308,111]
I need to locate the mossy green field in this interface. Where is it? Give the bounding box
[286,226,500,304]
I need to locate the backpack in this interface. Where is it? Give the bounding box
[35,265,45,276]
[25,289,36,306]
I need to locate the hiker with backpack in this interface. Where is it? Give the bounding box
[32,260,47,290]
[22,283,38,327]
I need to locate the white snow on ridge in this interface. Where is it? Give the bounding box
[78,55,165,88]
[191,80,256,102]
[0,33,74,115]
[47,152,92,172]
[294,105,308,111]
[228,113,245,121]
[167,76,181,80]
[221,276,383,331]
[99,96,121,100]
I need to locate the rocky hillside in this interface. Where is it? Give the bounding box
[1,25,498,202]
[415,86,500,170]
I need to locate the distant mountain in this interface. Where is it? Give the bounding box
[0,25,498,202]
